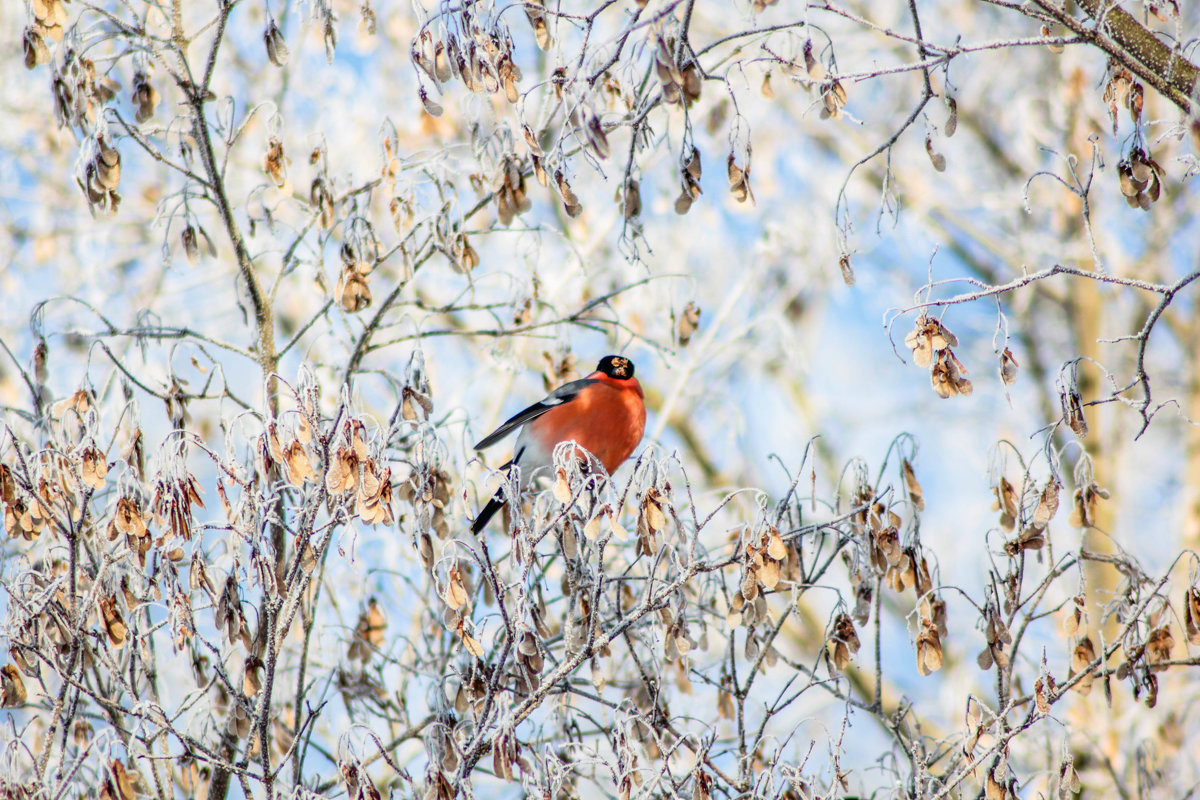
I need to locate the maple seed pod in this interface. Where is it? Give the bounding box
[1041,25,1065,54]
[1184,587,1200,646]
[182,225,200,264]
[336,267,372,312]
[925,135,946,172]
[449,232,479,272]
[555,170,583,218]
[916,621,943,675]
[945,96,958,137]
[1,665,26,707]
[727,153,754,204]
[839,254,855,286]
[803,40,827,82]
[681,63,702,104]
[677,302,701,346]
[95,138,122,191]
[584,115,611,159]
[1061,382,1088,437]
[501,60,521,103]
[821,79,848,119]
[312,179,335,229]
[930,348,973,398]
[523,124,543,157]
[622,179,641,218]
[434,41,452,83]
[34,0,69,29]
[419,87,444,118]
[999,347,1019,385]
[263,137,289,188]
[1071,636,1097,695]
[686,146,702,180]
[674,188,694,215]
[901,459,924,511]
[24,27,51,70]
[131,71,160,123]
[264,19,290,67]
[417,82,446,115]
[1127,82,1144,125]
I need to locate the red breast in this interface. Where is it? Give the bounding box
[527,371,646,473]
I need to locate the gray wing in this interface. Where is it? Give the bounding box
[473,377,598,450]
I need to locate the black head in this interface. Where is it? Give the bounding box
[596,355,635,380]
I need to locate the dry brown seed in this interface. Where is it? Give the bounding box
[1128,82,1144,123]
[803,41,826,81]
[584,115,610,159]
[901,459,924,511]
[992,477,1018,531]
[244,655,263,697]
[642,488,667,531]
[1034,675,1056,713]
[284,441,315,485]
[264,19,290,67]
[622,179,641,218]
[450,232,479,272]
[555,170,583,217]
[110,760,138,800]
[1033,479,1060,525]
[24,27,51,69]
[434,41,452,83]
[830,254,853,287]
[1004,526,1046,555]
[522,124,543,157]
[325,447,359,495]
[81,446,108,490]
[444,565,469,611]
[419,86,444,117]
[925,135,946,172]
[1062,595,1085,636]
[0,465,15,507]
[359,599,387,648]
[1182,587,1200,645]
[945,96,958,136]
[551,467,571,504]
[677,302,701,345]
[458,618,484,657]
[827,639,850,671]
[675,189,694,215]
[99,595,128,648]
[73,719,93,747]
[264,137,289,188]
[336,268,372,312]
[1,665,26,707]
[1147,171,1161,203]
[131,72,160,123]
[999,347,1019,385]
[96,140,121,190]
[834,612,860,655]
[727,154,754,204]
[1147,625,1174,671]
[1071,636,1096,694]
[761,71,775,98]
[904,326,932,368]
[682,64,701,104]
[1118,162,1140,197]
[412,31,436,82]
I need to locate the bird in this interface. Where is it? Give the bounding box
[470,355,646,534]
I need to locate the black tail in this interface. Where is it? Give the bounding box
[471,493,506,534]
[472,455,519,534]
